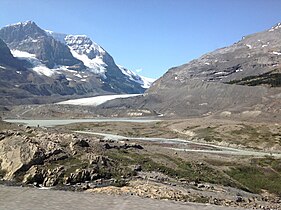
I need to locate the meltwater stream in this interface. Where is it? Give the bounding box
[76,131,281,158]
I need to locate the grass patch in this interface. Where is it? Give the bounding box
[227,157,281,195]
[48,156,89,177]
[228,124,280,147]
[195,126,222,142]
[106,150,236,187]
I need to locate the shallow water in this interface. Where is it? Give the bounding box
[4,118,160,127]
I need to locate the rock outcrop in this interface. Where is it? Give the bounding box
[0,128,134,187]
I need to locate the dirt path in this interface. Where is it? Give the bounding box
[0,185,249,210]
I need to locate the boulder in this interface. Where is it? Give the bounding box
[23,166,45,184]
[133,164,142,172]
[0,136,45,180]
[74,139,90,148]
[65,168,97,184]
[43,166,65,187]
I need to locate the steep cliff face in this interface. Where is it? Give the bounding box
[0,38,25,68]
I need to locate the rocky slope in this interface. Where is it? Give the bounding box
[0,124,136,187]
[100,23,281,119]
[0,21,154,105]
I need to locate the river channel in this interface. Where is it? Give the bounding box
[4,118,160,127]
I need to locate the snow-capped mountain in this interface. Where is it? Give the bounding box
[0,21,155,105]
[118,65,155,88]
[45,30,155,86]
[45,31,108,76]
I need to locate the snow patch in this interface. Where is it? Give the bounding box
[269,23,281,32]
[272,51,281,55]
[74,73,82,78]
[199,103,208,106]
[11,50,55,77]
[214,72,226,75]
[57,94,142,106]
[69,47,107,75]
[64,35,108,75]
[11,50,36,58]
[118,65,155,89]
[6,21,34,27]
[33,66,54,77]
[246,44,252,49]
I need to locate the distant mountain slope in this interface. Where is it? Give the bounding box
[100,23,281,119]
[0,21,155,105]
[150,23,281,90]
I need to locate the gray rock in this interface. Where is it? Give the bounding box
[73,139,89,148]
[133,164,142,172]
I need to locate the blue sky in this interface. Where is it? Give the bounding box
[1,0,281,79]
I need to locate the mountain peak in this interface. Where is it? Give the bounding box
[6,21,36,27]
[268,22,281,32]
[64,34,106,59]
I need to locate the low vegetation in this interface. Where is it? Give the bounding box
[191,123,281,150]
[227,71,281,87]
[226,157,281,195]
[106,150,237,187]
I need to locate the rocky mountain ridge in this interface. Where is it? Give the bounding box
[0,21,154,105]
